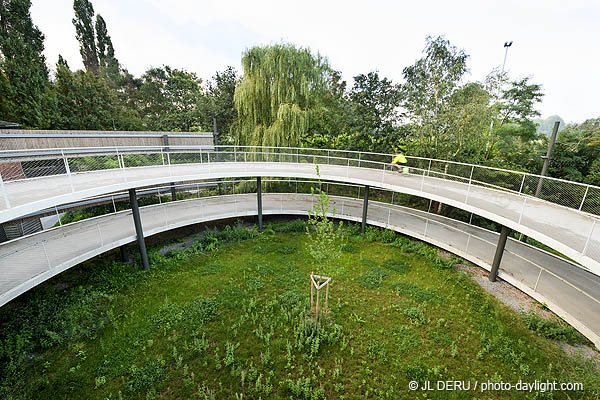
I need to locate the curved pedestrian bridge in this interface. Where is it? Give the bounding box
[1,191,599,347]
[1,146,600,276]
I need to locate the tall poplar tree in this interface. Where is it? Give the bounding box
[0,0,49,127]
[72,0,98,73]
[232,44,331,147]
[95,14,118,73]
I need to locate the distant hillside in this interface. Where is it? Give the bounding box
[535,115,566,136]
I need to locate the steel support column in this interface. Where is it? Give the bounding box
[119,245,129,263]
[129,188,149,270]
[522,121,560,243]
[489,225,511,282]
[257,177,263,231]
[361,185,369,233]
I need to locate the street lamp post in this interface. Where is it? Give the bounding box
[502,41,513,73]
[486,41,514,154]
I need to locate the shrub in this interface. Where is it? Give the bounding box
[359,267,389,289]
[521,311,587,345]
[128,358,167,394]
[341,243,358,253]
[381,258,411,274]
[391,282,442,303]
[404,307,426,326]
[201,262,224,275]
[362,226,396,243]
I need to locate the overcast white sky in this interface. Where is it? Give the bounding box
[30,0,600,123]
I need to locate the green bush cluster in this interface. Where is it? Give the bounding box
[521,311,587,345]
[359,267,389,289]
[391,282,443,303]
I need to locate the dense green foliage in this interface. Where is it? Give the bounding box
[0,222,597,399]
[232,44,331,147]
[0,0,49,127]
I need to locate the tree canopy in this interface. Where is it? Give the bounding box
[0,0,49,127]
[3,0,600,195]
[232,44,331,147]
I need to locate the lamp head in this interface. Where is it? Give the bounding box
[504,41,513,47]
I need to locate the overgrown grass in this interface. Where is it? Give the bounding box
[0,221,598,399]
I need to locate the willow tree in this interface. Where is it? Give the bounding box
[232,44,330,148]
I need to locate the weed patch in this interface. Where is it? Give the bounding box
[359,267,389,289]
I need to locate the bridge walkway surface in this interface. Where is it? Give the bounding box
[1,193,599,348]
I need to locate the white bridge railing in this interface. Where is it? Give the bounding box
[1,145,598,216]
[1,145,600,276]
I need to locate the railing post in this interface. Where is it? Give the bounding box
[55,206,62,226]
[62,150,74,192]
[489,225,511,282]
[533,269,543,291]
[579,186,590,211]
[97,222,104,247]
[427,159,432,176]
[361,185,369,233]
[518,173,526,194]
[162,135,177,200]
[465,166,474,203]
[582,219,596,255]
[257,177,263,231]
[41,241,51,270]
[518,197,527,224]
[0,172,11,208]
[129,188,149,270]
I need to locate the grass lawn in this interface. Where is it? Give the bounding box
[0,220,598,399]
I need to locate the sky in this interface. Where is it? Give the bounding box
[30,0,600,124]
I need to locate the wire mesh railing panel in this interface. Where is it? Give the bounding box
[534,270,600,332]
[405,157,431,171]
[369,187,393,204]
[581,186,600,215]
[424,220,469,252]
[337,198,361,218]
[499,251,541,289]
[264,180,296,194]
[170,151,204,165]
[326,182,360,199]
[366,203,389,224]
[471,167,524,192]
[464,235,495,265]
[583,221,600,260]
[45,224,101,265]
[121,153,163,168]
[68,155,119,173]
[518,198,590,254]
[428,160,469,181]
[537,178,586,210]
[388,206,427,233]
[163,201,197,226]
[20,158,66,179]
[0,243,48,292]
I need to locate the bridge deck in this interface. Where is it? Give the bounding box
[1,161,599,276]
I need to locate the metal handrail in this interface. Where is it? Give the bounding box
[0,144,592,190]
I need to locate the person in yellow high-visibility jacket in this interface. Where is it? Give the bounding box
[392,152,409,174]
